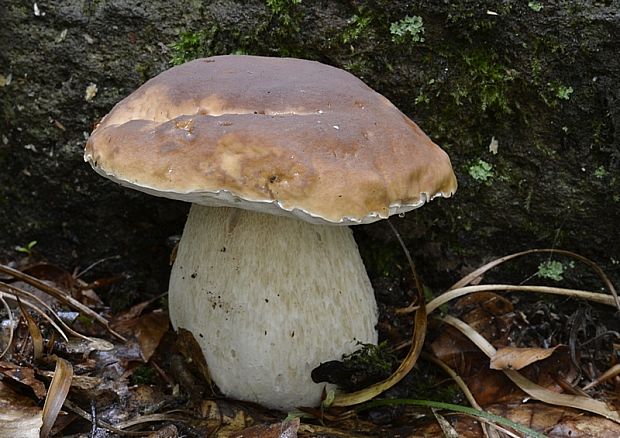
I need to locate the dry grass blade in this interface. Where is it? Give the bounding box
[113,412,192,430]
[0,281,112,345]
[432,408,459,438]
[427,284,616,314]
[330,306,426,406]
[75,254,121,279]
[0,294,14,359]
[422,353,501,438]
[470,416,521,438]
[41,357,74,438]
[359,399,546,438]
[490,346,560,371]
[0,285,69,342]
[421,352,480,410]
[0,264,126,341]
[63,400,150,436]
[441,315,620,423]
[583,364,620,390]
[16,297,44,362]
[331,220,427,406]
[449,249,619,310]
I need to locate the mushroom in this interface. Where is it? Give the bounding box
[84,55,457,410]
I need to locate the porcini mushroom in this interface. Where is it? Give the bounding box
[84,55,457,410]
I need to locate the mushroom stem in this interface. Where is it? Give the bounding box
[168,205,378,410]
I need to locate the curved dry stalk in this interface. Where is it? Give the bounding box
[331,303,427,406]
[470,416,521,438]
[113,412,192,430]
[17,297,44,362]
[359,399,546,438]
[331,220,427,407]
[583,364,620,391]
[0,294,14,359]
[449,249,619,311]
[441,314,620,423]
[63,400,150,436]
[41,357,73,438]
[421,353,501,438]
[0,290,69,342]
[0,281,96,341]
[0,264,126,341]
[421,352,481,410]
[427,284,616,315]
[432,408,459,437]
[75,255,121,279]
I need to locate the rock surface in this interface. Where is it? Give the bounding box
[1,1,618,305]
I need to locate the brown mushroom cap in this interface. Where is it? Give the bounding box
[85,55,457,224]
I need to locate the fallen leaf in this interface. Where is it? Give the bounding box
[38,371,101,392]
[146,424,178,438]
[233,417,300,438]
[177,328,212,386]
[488,402,620,438]
[430,324,519,406]
[112,294,165,323]
[547,412,620,437]
[490,346,560,370]
[59,337,114,354]
[40,357,73,438]
[454,292,515,344]
[22,264,74,293]
[0,361,46,399]
[0,380,43,438]
[443,315,620,423]
[113,311,169,362]
[17,298,44,362]
[213,410,253,437]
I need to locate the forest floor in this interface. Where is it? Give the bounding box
[0,241,619,437]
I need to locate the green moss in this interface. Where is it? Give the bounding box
[266,0,302,29]
[359,243,402,278]
[342,13,373,44]
[537,260,574,281]
[459,50,516,113]
[130,364,157,385]
[390,15,425,44]
[135,63,151,82]
[168,24,259,66]
[548,81,574,100]
[169,27,218,65]
[312,341,397,392]
[468,159,494,182]
[342,58,371,77]
[342,341,395,375]
[594,166,608,179]
[528,1,543,12]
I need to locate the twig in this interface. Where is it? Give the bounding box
[448,249,619,311]
[0,294,14,359]
[331,220,427,406]
[63,400,150,436]
[0,264,126,341]
[428,284,616,314]
[75,255,121,279]
[441,314,620,423]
